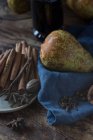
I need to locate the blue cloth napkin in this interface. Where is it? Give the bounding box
[37,23,93,125]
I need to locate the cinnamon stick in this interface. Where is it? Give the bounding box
[32,48,38,79]
[10,42,22,81]
[0,53,4,60]
[0,50,10,75]
[0,49,16,89]
[25,45,32,82]
[15,42,22,52]
[21,41,28,58]
[18,41,27,93]
[27,46,32,58]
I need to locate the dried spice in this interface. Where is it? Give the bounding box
[25,45,32,83]
[0,50,10,75]
[0,57,32,97]
[0,49,16,89]
[19,93,33,105]
[10,42,22,81]
[5,92,20,103]
[18,41,27,93]
[60,96,78,112]
[26,79,40,93]
[0,41,40,107]
[6,117,26,131]
[75,91,87,101]
[60,91,88,112]
[0,56,33,106]
[0,117,26,131]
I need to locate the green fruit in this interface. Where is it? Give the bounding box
[7,0,30,14]
[67,0,93,20]
[40,30,93,72]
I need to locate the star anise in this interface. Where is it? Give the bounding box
[60,96,78,112]
[6,117,26,130]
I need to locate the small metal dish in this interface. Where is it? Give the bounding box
[0,94,37,113]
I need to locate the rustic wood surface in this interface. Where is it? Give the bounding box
[0,1,93,140]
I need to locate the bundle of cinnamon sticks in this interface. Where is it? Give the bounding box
[0,41,38,94]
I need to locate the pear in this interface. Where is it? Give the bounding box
[40,30,93,72]
[66,0,93,20]
[7,0,30,14]
[66,0,74,10]
[74,0,93,19]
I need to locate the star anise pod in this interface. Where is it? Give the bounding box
[6,117,26,130]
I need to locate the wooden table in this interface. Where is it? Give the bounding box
[0,1,93,140]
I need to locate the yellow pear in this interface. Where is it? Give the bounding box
[66,0,74,10]
[40,30,93,72]
[66,0,93,19]
[7,0,30,14]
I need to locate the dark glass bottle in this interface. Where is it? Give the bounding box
[31,0,63,41]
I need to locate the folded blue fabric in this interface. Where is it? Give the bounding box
[37,23,93,125]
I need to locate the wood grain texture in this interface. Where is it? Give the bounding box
[0,0,92,140]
